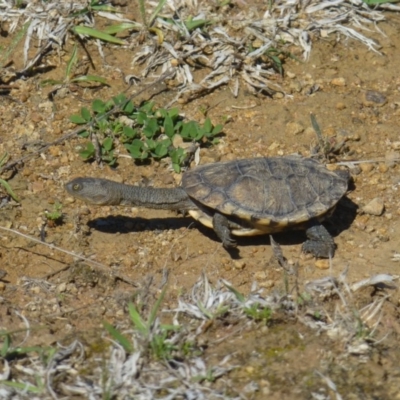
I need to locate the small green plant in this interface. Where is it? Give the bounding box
[362,0,400,4]
[0,21,30,69]
[70,94,223,171]
[0,329,55,394]
[223,281,273,324]
[104,286,198,360]
[136,0,211,41]
[0,153,19,202]
[45,202,63,226]
[243,303,272,323]
[310,113,347,160]
[297,291,312,306]
[40,44,108,92]
[70,0,135,45]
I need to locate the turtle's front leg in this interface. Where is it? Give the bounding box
[213,213,237,248]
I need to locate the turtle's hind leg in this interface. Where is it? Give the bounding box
[213,213,237,248]
[302,224,336,258]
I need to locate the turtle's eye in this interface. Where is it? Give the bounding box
[73,183,81,191]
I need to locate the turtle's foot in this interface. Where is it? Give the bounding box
[213,213,237,248]
[302,224,335,258]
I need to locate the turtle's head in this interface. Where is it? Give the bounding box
[65,177,123,205]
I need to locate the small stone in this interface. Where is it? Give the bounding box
[252,39,263,48]
[378,163,389,173]
[31,286,41,294]
[273,92,284,99]
[0,282,6,291]
[359,163,374,173]
[57,282,67,293]
[200,155,220,165]
[363,198,385,216]
[268,141,279,151]
[233,260,246,270]
[286,71,296,79]
[336,102,346,110]
[315,259,330,269]
[349,165,361,176]
[245,366,255,374]
[31,181,45,193]
[362,90,387,107]
[386,151,400,166]
[21,169,33,177]
[289,81,302,93]
[377,227,387,236]
[285,121,304,136]
[259,280,275,289]
[31,113,43,123]
[355,215,369,230]
[67,283,78,294]
[330,77,346,86]
[64,196,76,205]
[48,146,61,157]
[254,271,267,280]
[116,309,125,317]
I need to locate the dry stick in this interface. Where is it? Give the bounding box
[0,68,175,175]
[0,225,139,286]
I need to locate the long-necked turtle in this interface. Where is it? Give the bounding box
[65,156,349,258]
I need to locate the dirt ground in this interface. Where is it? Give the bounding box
[1,4,400,399]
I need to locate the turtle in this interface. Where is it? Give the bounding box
[65,156,349,258]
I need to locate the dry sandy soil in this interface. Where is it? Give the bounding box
[1,2,400,399]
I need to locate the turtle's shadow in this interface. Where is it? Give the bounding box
[87,196,357,258]
[87,215,195,234]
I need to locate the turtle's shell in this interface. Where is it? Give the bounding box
[182,156,348,234]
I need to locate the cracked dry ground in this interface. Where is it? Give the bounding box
[1,15,400,400]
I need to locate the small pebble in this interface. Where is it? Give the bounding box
[377,227,387,236]
[254,271,267,280]
[355,214,369,230]
[378,163,389,173]
[31,113,43,123]
[363,197,385,216]
[31,181,45,193]
[359,163,374,173]
[285,121,304,136]
[258,280,275,289]
[330,77,346,86]
[361,90,387,107]
[386,150,400,166]
[233,260,246,270]
[391,142,400,150]
[336,102,346,110]
[116,309,125,317]
[315,259,330,269]
[31,286,41,294]
[57,283,67,293]
[273,92,284,99]
[289,81,302,93]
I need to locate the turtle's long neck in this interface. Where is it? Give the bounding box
[65,178,195,211]
[117,183,194,211]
